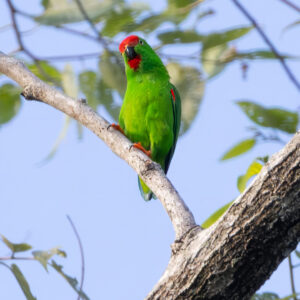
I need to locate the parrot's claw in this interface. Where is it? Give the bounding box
[108,123,125,135]
[130,142,152,158]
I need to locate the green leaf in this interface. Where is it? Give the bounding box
[167,0,198,10]
[0,84,21,125]
[79,69,119,121]
[235,50,296,60]
[256,155,269,164]
[79,71,101,110]
[237,160,263,193]
[41,0,50,9]
[202,201,234,229]
[41,64,77,162]
[99,50,126,97]
[158,30,204,44]
[102,9,134,37]
[221,138,256,161]
[202,26,252,50]
[101,3,147,37]
[279,294,300,300]
[283,19,300,32]
[237,101,299,133]
[10,264,37,300]
[33,247,66,271]
[36,0,116,26]
[295,250,300,259]
[124,14,162,33]
[42,115,71,163]
[27,61,61,85]
[1,235,32,253]
[251,293,279,300]
[166,63,205,134]
[51,260,89,300]
[202,44,236,79]
[158,26,252,46]
[62,64,78,98]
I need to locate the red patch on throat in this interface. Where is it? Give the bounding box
[128,57,141,70]
[119,35,139,53]
[171,89,176,102]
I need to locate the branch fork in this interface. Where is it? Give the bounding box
[1,52,300,299]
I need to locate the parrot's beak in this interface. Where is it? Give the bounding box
[125,46,138,60]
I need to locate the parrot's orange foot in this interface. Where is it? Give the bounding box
[130,142,152,157]
[108,123,125,135]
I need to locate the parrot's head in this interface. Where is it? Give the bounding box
[119,35,168,77]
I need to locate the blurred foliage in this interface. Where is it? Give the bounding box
[237,159,263,193]
[221,138,256,160]
[0,234,88,300]
[0,84,21,125]
[201,200,233,229]
[252,292,299,300]
[1,234,32,254]
[27,61,62,85]
[166,62,205,133]
[1,0,300,297]
[10,264,37,300]
[237,101,298,134]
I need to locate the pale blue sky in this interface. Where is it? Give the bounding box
[0,0,299,299]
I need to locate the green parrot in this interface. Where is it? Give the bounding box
[111,35,181,201]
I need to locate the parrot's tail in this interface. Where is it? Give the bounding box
[138,176,155,201]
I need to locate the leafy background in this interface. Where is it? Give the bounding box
[0,0,299,299]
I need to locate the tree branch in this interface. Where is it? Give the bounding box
[278,0,300,13]
[146,130,300,299]
[73,0,110,49]
[232,0,300,93]
[0,52,196,240]
[6,0,59,85]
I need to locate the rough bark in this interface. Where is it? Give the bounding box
[147,131,300,300]
[0,53,299,299]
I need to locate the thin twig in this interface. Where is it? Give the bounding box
[178,0,204,14]
[6,0,59,85]
[67,215,85,300]
[56,25,100,42]
[0,24,12,32]
[73,0,123,65]
[6,0,38,61]
[278,0,300,13]
[0,256,35,261]
[74,0,108,47]
[232,0,300,93]
[288,254,297,300]
[40,52,100,61]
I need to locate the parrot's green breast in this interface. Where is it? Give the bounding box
[119,75,174,169]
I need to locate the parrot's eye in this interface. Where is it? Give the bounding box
[139,40,143,45]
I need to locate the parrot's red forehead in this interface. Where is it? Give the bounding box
[119,35,139,53]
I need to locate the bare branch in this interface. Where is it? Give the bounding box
[0,256,35,261]
[67,216,85,300]
[39,52,100,61]
[278,0,300,13]
[146,131,300,299]
[6,0,59,85]
[0,52,196,240]
[56,25,101,42]
[288,254,297,300]
[232,0,300,93]
[74,0,109,49]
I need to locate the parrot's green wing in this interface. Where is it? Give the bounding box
[164,84,181,174]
